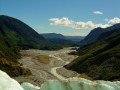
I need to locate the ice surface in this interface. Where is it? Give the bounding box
[0,70,24,90]
[0,70,120,90]
[41,77,120,90]
[0,70,40,90]
[21,82,40,90]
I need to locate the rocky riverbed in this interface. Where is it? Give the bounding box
[14,47,78,86]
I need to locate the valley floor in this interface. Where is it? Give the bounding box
[14,47,78,86]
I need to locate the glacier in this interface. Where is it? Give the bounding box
[0,70,120,90]
[0,70,24,90]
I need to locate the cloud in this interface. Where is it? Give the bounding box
[72,21,95,30]
[93,11,103,15]
[49,17,120,30]
[49,17,72,26]
[108,18,120,25]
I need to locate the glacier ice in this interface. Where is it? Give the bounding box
[0,70,24,90]
[0,70,120,90]
[41,77,120,90]
[21,82,40,90]
[0,70,40,90]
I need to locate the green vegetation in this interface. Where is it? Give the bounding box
[80,23,120,45]
[0,33,31,77]
[68,51,77,55]
[65,28,120,81]
[0,15,46,76]
[0,15,78,50]
[0,15,45,50]
[80,27,106,45]
[0,15,77,77]
[42,38,75,50]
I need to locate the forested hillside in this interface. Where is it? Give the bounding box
[80,23,120,45]
[65,26,120,80]
[0,15,77,76]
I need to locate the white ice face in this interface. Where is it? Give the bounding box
[0,70,40,90]
[0,70,24,90]
[0,70,120,90]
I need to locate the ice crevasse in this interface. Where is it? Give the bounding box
[0,70,120,90]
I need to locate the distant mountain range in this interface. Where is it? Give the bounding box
[42,33,66,39]
[65,23,120,81]
[80,23,120,45]
[41,33,85,42]
[66,36,85,42]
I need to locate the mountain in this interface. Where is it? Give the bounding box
[42,33,85,42]
[80,27,105,45]
[41,33,66,39]
[0,15,47,76]
[41,33,80,49]
[0,15,45,49]
[106,23,120,30]
[65,26,120,80]
[0,15,77,51]
[80,23,120,45]
[0,15,78,76]
[0,30,31,77]
[66,36,85,42]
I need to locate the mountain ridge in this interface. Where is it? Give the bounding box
[0,15,45,49]
[80,23,120,45]
[0,15,48,76]
[42,33,85,42]
[65,25,120,80]
[41,33,66,39]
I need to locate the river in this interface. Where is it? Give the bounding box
[15,47,77,86]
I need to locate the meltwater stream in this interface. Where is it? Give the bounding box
[0,70,120,90]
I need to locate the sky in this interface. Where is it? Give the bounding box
[0,0,120,36]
